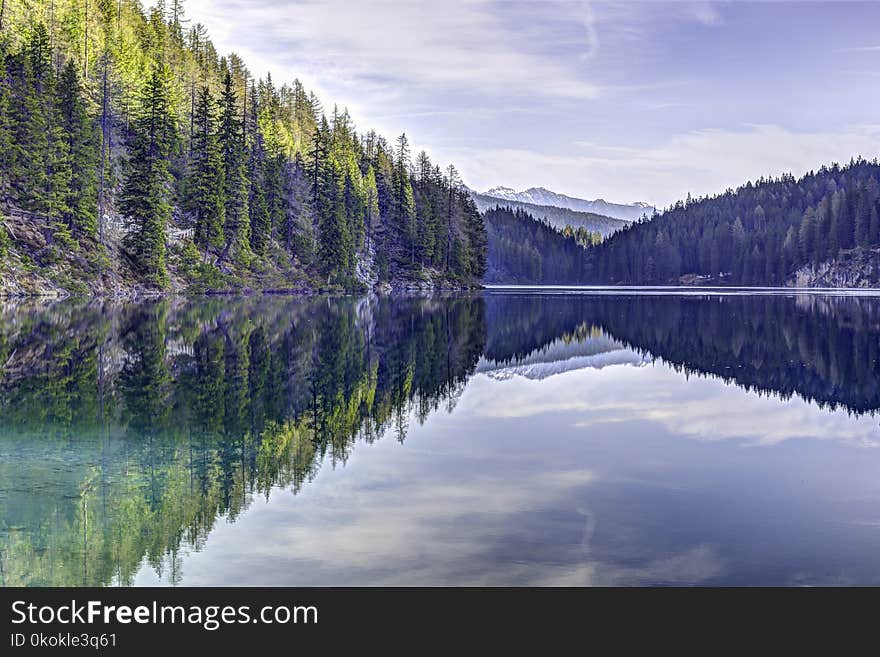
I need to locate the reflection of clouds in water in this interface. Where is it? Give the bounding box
[535,545,724,587]
[137,444,724,586]
[135,352,879,587]
[460,363,880,448]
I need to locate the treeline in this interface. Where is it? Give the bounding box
[586,159,880,285]
[483,206,590,283]
[0,1,486,290]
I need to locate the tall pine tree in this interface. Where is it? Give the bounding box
[120,63,177,287]
[218,68,250,262]
[186,85,225,257]
[56,60,98,238]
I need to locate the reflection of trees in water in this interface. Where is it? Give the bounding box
[0,296,485,585]
[2,292,879,586]
[484,293,880,414]
[598,295,880,415]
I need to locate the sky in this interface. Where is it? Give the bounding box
[184,0,880,208]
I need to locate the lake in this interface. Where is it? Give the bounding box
[2,290,880,586]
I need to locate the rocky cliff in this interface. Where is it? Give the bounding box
[789,247,880,288]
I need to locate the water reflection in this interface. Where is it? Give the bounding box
[1,292,879,586]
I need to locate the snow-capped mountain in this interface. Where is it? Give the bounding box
[467,187,627,238]
[482,186,655,223]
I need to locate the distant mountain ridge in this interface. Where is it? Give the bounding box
[467,188,627,238]
[481,186,655,223]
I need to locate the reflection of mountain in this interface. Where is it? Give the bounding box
[483,292,880,414]
[2,292,880,586]
[477,333,649,380]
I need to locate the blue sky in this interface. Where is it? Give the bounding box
[185,0,880,208]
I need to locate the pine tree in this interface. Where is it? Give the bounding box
[217,69,250,261]
[317,154,351,284]
[854,192,871,248]
[443,164,459,271]
[120,63,177,287]
[187,85,225,257]
[10,26,52,210]
[464,195,487,278]
[286,154,314,262]
[0,49,12,193]
[45,115,74,245]
[246,80,270,255]
[308,116,330,209]
[341,150,364,252]
[56,60,98,238]
[363,165,379,251]
[249,184,269,255]
[392,133,415,264]
[870,205,880,245]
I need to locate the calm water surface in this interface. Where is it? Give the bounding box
[2,291,880,586]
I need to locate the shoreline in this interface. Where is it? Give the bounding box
[4,282,880,301]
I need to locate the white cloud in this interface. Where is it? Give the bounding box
[180,1,880,207]
[451,124,880,207]
[460,362,880,448]
[187,0,601,100]
[687,0,725,26]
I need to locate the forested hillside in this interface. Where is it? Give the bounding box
[484,206,591,284]
[586,159,880,286]
[0,0,486,296]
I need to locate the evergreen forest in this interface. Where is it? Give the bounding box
[0,0,487,294]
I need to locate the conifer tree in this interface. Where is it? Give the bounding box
[0,49,12,193]
[45,113,74,245]
[218,69,250,260]
[11,25,52,210]
[187,85,225,256]
[0,6,487,291]
[308,116,330,208]
[56,60,98,238]
[392,133,415,263]
[870,205,880,245]
[317,154,352,284]
[364,165,379,250]
[120,63,177,287]
[249,184,269,255]
[443,164,459,271]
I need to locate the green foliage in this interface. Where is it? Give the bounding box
[484,206,584,283]
[55,60,98,238]
[0,1,486,292]
[120,63,177,287]
[0,220,10,258]
[562,225,603,248]
[218,69,250,261]
[186,85,225,254]
[0,50,12,192]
